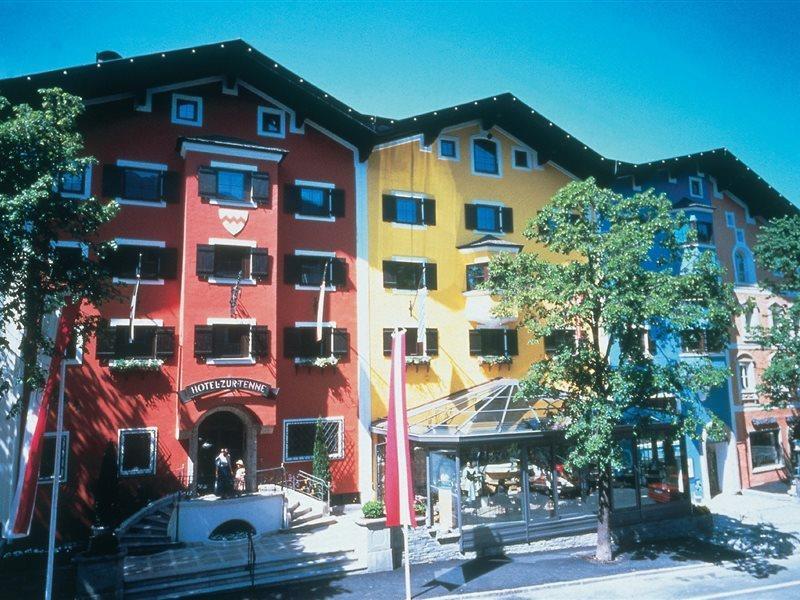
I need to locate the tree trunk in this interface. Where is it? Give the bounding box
[596,467,614,562]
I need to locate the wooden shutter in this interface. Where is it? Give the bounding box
[425,263,438,290]
[162,171,181,203]
[159,248,178,279]
[423,199,436,225]
[193,326,213,358]
[382,329,394,356]
[283,327,301,358]
[331,328,349,357]
[154,327,175,358]
[382,194,397,222]
[251,248,270,281]
[331,258,348,287]
[426,329,439,356]
[198,167,217,198]
[468,329,483,356]
[252,326,270,358]
[196,244,215,277]
[283,184,300,213]
[505,329,519,355]
[382,260,398,288]
[283,254,300,284]
[251,173,270,205]
[101,164,124,198]
[465,204,478,230]
[95,322,116,359]
[330,189,345,217]
[501,207,514,233]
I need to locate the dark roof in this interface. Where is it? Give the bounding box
[456,234,523,252]
[0,39,376,160]
[614,148,796,219]
[177,134,288,158]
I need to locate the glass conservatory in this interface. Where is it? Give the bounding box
[372,378,692,551]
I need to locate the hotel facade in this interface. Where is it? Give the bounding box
[0,40,796,542]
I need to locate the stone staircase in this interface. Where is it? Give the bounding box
[284,488,336,533]
[116,494,182,556]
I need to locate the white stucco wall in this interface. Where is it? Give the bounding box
[173,492,286,543]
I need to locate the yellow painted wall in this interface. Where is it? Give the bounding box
[366,123,574,419]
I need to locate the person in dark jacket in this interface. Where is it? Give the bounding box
[214,448,234,498]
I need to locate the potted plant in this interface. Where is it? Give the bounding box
[108,358,164,373]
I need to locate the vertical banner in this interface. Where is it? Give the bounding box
[384,329,415,528]
[315,259,330,342]
[7,304,78,538]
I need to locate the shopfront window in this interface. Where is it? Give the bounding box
[750,429,784,470]
[553,445,599,519]
[460,445,523,526]
[612,438,638,510]
[527,446,555,524]
[430,451,458,529]
[637,436,685,505]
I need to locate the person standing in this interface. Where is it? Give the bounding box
[234,459,246,494]
[214,448,233,498]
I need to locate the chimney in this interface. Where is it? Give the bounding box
[95,50,122,63]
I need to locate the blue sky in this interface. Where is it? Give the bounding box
[1,1,797,203]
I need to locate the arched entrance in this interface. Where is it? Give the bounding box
[197,411,246,494]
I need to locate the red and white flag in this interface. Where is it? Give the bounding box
[7,304,77,538]
[384,329,415,528]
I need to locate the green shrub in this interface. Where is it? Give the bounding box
[361,500,385,519]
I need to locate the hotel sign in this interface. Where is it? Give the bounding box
[179,378,279,404]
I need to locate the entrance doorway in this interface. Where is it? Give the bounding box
[197,411,245,494]
[706,443,721,497]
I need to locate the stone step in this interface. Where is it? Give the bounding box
[291,505,312,520]
[128,523,169,534]
[124,550,361,599]
[124,541,183,556]
[286,515,337,533]
[287,501,300,514]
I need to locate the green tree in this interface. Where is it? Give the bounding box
[0,88,118,431]
[488,178,735,561]
[311,418,332,493]
[752,214,800,407]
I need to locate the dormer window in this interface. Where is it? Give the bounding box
[172,94,202,127]
[472,138,500,175]
[512,148,532,170]
[257,107,285,138]
[438,137,459,160]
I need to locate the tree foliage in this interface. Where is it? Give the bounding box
[0,88,118,415]
[752,214,800,407]
[488,178,736,559]
[312,417,332,488]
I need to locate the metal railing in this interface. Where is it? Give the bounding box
[292,469,331,507]
[246,530,256,588]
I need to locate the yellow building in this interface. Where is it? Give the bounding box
[363,95,606,428]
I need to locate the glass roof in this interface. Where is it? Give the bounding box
[372,378,563,443]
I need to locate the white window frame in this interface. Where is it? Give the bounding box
[207,238,258,286]
[437,136,460,161]
[737,357,756,398]
[389,191,430,230]
[688,176,704,199]
[283,416,344,463]
[388,255,430,295]
[115,159,169,208]
[206,161,259,209]
[205,317,257,365]
[293,179,337,223]
[171,93,203,127]
[725,212,736,229]
[293,249,337,291]
[749,428,784,472]
[112,238,167,286]
[59,163,93,200]
[118,427,158,477]
[257,106,286,139]
[470,135,503,178]
[733,246,756,286]
[511,146,533,171]
[38,431,69,483]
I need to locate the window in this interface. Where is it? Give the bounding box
[257,107,284,138]
[544,329,576,356]
[472,138,500,175]
[465,203,513,233]
[468,328,519,356]
[109,244,176,281]
[197,244,268,282]
[102,164,179,204]
[284,418,343,462]
[438,137,458,160]
[681,328,725,354]
[466,263,490,291]
[58,165,90,198]
[738,359,756,395]
[284,184,345,218]
[96,324,175,361]
[383,260,437,290]
[694,220,714,245]
[382,194,435,226]
[749,429,783,470]
[39,432,68,483]
[637,436,685,506]
[52,243,85,275]
[769,304,784,328]
[689,176,703,199]
[734,248,755,285]
[383,328,439,357]
[119,428,157,476]
[725,212,736,228]
[198,167,270,206]
[742,305,760,339]
[283,326,349,360]
[284,254,347,288]
[172,94,202,126]
[512,148,532,170]
[193,323,269,361]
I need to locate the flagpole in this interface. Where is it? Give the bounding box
[403,524,411,600]
[44,356,67,600]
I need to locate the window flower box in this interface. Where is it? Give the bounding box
[405,355,431,371]
[478,354,513,368]
[108,358,164,373]
[295,355,339,369]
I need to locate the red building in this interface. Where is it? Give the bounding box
[0,40,375,538]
